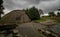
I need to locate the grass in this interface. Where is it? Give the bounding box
[35,16,60,24]
[35,16,51,22]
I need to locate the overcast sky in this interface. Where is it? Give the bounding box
[3,0,60,14]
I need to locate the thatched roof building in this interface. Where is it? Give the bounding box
[0,10,31,24]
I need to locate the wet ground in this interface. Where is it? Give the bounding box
[49,24,60,35]
[17,22,60,37]
[17,22,46,37]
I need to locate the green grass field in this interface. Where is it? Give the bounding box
[35,16,60,24]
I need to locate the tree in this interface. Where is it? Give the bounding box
[48,12,56,17]
[57,12,60,17]
[39,9,43,15]
[0,0,4,19]
[26,6,40,20]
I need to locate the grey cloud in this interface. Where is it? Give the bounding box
[3,0,60,14]
[38,0,60,13]
[19,0,54,4]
